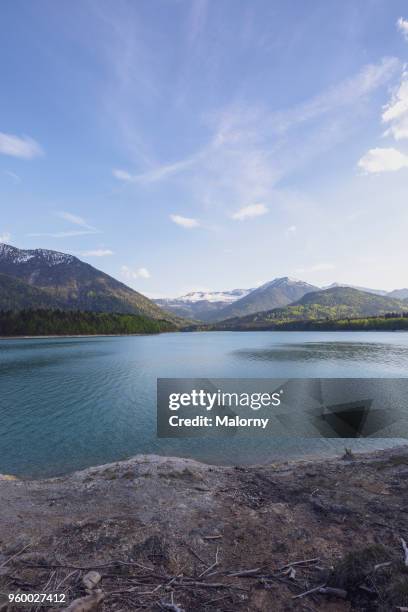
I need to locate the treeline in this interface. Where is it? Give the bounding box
[210,314,408,332]
[0,309,177,336]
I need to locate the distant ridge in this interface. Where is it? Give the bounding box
[158,279,408,322]
[155,288,252,321]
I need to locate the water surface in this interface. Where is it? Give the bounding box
[0,331,407,478]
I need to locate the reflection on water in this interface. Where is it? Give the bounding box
[0,332,408,478]
[233,341,408,364]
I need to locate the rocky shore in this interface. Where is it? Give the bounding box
[1,447,408,611]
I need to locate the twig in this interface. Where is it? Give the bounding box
[227,568,262,577]
[175,580,243,589]
[0,543,31,568]
[183,544,206,565]
[374,561,392,571]
[197,546,220,579]
[292,584,327,600]
[401,537,408,567]
[55,569,79,591]
[20,559,155,572]
[293,585,347,600]
[278,557,319,571]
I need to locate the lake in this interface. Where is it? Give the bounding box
[0,331,407,478]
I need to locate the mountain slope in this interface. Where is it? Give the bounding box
[215,277,318,321]
[0,244,179,322]
[214,287,407,329]
[0,273,62,311]
[155,288,252,321]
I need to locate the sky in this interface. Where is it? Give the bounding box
[1,0,408,297]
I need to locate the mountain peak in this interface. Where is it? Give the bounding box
[0,243,77,267]
[257,276,313,291]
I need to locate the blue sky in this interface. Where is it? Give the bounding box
[1,0,408,296]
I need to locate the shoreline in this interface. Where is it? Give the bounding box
[2,442,408,482]
[0,332,160,339]
[2,327,408,339]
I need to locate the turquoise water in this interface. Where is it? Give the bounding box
[0,331,407,478]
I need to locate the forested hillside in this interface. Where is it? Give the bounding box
[0,309,177,336]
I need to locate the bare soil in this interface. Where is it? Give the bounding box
[1,447,408,611]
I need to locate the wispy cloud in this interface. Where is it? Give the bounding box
[269,56,400,134]
[121,265,150,279]
[358,147,408,173]
[112,169,134,182]
[3,170,21,183]
[113,154,199,185]
[382,70,408,140]
[397,17,408,40]
[0,132,43,159]
[231,203,268,220]
[170,214,200,228]
[28,230,99,238]
[187,0,209,46]
[28,211,100,238]
[56,211,98,231]
[0,232,11,243]
[81,249,113,257]
[112,56,399,234]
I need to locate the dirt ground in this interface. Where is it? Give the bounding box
[1,447,408,611]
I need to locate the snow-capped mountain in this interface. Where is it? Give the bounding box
[215,277,319,320]
[154,288,252,321]
[0,243,76,266]
[173,288,252,304]
[155,278,319,322]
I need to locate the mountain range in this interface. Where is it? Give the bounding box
[0,243,179,323]
[1,243,407,329]
[155,278,318,321]
[214,286,408,330]
[156,278,408,322]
